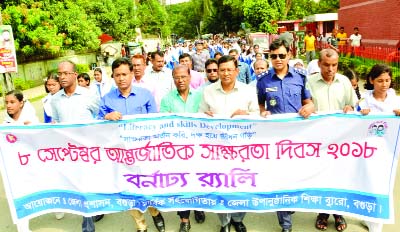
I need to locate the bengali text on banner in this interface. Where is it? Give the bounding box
[0,113,398,224]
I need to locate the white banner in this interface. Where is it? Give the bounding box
[0,113,398,224]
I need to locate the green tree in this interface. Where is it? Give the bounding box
[286,0,317,19]
[137,0,170,39]
[83,0,137,42]
[243,0,285,33]
[47,1,101,51]
[167,1,202,39]
[200,0,244,35]
[315,0,339,13]
[2,3,63,59]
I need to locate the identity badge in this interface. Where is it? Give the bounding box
[265,87,278,92]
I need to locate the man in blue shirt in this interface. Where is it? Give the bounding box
[98,58,164,232]
[50,60,101,232]
[98,57,157,119]
[256,39,314,118]
[256,39,314,232]
[229,49,251,84]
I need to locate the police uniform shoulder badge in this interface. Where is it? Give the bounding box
[294,67,307,76]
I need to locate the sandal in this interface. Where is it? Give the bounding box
[334,215,347,231]
[315,214,329,231]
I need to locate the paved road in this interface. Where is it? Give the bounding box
[0,93,399,231]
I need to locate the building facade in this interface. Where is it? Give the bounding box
[339,0,400,48]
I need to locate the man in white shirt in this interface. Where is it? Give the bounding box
[199,55,259,232]
[144,50,174,107]
[349,27,362,56]
[131,54,159,103]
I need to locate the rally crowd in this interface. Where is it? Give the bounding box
[4,33,399,232]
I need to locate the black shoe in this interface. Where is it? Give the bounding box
[220,224,231,232]
[92,214,104,222]
[179,221,191,232]
[137,230,147,232]
[152,213,165,232]
[194,210,205,223]
[231,220,246,232]
[282,229,292,232]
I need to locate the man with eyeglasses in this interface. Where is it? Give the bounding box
[50,60,100,232]
[159,65,203,232]
[131,54,159,108]
[256,39,314,232]
[51,60,100,123]
[202,58,219,87]
[160,64,202,114]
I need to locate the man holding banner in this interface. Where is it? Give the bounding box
[98,57,164,232]
[256,38,314,232]
[306,48,357,231]
[160,64,204,232]
[50,60,100,232]
[199,55,259,232]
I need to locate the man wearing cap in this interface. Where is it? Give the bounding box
[192,40,210,73]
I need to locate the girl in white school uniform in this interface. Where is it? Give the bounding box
[4,90,39,125]
[358,64,400,116]
[3,90,39,232]
[357,64,400,232]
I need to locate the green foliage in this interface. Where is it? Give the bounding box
[339,57,352,71]
[167,1,201,38]
[354,64,370,79]
[2,4,64,58]
[0,0,342,60]
[76,64,90,74]
[0,0,167,60]
[48,1,101,51]
[314,0,339,13]
[243,0,285,33]
[83,0,137,42]
[13,77,32,90]
[286,0,318,19]
[137,0,170,38]
[203,0,243,34]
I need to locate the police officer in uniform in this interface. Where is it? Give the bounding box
[256,38,315,232]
